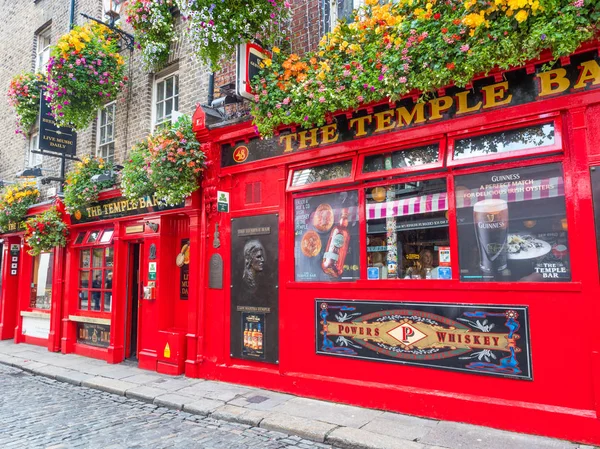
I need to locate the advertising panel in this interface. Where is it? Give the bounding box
[316,300,532,380]
[76,322,110,348]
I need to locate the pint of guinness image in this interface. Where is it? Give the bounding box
[473,199,509,273]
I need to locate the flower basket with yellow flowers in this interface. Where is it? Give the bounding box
[0,181,40,233]
[64,155,115,214]
[25,206,69,256]
[46,22,127,130]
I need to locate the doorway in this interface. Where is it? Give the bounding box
[126,242,141,361]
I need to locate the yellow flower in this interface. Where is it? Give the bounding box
[515,9,528,21]
[272,46,280,54]
[263,58,272,67]
[58,41,70,52]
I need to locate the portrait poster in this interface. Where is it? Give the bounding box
[230,214,279,363]
[294,190,359,282]
[177,239,190,300]
[316,299,532,380]
[455,163,570,282]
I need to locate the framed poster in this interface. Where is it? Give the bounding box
[230,214,279,363]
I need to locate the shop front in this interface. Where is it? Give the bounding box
[61,189,202,375]
[0,203,64,352]
[192,45,600,443]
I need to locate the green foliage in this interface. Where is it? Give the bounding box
[0,182,40,232]
[25,207,69,256]
[120,140,155,200]
[63,155,115,214]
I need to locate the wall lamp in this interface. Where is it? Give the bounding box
[90,165,123,183]
[16,167,43,179]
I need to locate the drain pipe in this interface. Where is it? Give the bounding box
[207,72,215,106]
[69,0,75,28]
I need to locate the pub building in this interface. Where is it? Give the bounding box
[0,201,64,352]
[190,43,600,444]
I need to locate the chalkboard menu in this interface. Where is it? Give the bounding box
[294,190,359,282]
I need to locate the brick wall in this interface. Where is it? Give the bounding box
[0,0,325,197]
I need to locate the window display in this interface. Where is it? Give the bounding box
[366,179,450,280]
[294,191,359,281]
[79,247,114,311]
[30,252,53,310]
[455,163,570,282]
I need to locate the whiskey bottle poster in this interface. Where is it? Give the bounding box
[294,190,359,282]
[230,214,279,363]
[242,313,265,360]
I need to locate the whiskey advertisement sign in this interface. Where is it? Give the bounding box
[316,300,532,380]
[230,214,279,363]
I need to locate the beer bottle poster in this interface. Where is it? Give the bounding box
[455,163,571,282]
[294,190,359,282]
[230,214,279,363]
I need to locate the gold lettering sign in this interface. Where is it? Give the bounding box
[125,225,145,234]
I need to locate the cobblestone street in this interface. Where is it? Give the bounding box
[0,365,333,449]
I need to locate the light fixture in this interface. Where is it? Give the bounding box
[103,0,124,26]
[16,167,43,178]
[91,171,115,183]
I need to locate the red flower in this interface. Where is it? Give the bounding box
[453,19,461,25]
[446,62,455,70]
[434,13,441,20]
[37,222,46,232]
[441,28,448,34]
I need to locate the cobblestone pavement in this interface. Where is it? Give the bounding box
[0,364,334,449]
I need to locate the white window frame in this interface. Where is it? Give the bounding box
[28,133,43,168]
[152,71,180,129]
[35,27,52,73]
[96,102,116,162]
[330,0,363,29]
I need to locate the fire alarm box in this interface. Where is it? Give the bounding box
[143,282,156,300]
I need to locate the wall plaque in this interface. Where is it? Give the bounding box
[209,254,223,289]
[77,322,110,348]
[317,300,531,380]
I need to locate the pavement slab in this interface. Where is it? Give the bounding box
[361,414,438,441]
[177,380,253,402]
[326,427,426,449]
[153,393,197,410]
[228,389,295,411]
[81,376,138,396]
[212,404,271,427]
[261,413,338,443]
[183,398,226,416]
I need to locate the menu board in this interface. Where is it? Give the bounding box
[294,190,359,282]
[455,163,570,282]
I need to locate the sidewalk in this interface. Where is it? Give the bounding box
[0,340,593,449]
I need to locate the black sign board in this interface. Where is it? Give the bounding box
[70,194,184,224]
[77,322,110,348]
[38,97,77,156]
[316,299,532,380]
[231,214,279,363]
[223,51,600,167]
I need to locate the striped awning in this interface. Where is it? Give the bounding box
[456,176,564,208]
[367,193,448,220]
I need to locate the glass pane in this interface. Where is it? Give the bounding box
[157,81,165,101]
[363,145,439,173]
[454,123,555,160]
[75,233,86,244]
[294,190,360,282]
[79,290,89,310]
[174,75,179,95]
[30,252,53,309]
[291,161,352,187]
[80,250,90,268]
[91,270,102,311]
[338,0,355,23]
[366,179,450,280]
[105,247,114,267]
[166,76,174,98]
[87,231,99,243]
[100,230,114,243]
[105,270,113,289]
[92,249,103,267]
[165,99,173,117]
[156,101,164,122]
[79,271,89,288]
[103,292,112,312]
[174,95,179,113]
[100,126,106,144]
[106,123,113,141]
[456,163,570,282]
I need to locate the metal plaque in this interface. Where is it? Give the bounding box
[231,214,279,363]
[316,300,532,380]
[209,254,223,289]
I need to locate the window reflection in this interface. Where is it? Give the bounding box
[30,252,53,309]
[291,161,352,187]
[363,144,439,173]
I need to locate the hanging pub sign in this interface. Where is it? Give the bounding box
[38,96,77,157]
[223,50,600,167]
[316,299,532,380]
[70,194,184,224]
[236,42,271,101]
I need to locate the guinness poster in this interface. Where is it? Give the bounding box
[316,300,532,380]
[230,214,279,363]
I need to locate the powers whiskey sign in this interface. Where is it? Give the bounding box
[316,300,531,380]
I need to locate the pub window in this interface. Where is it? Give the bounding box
[79,247,114,312]
[153,71,179,128]
[30,252,53,310]
[74,232,86,245]
[289,160,353,189]
[294,190,360,282]
[366,178,451,280]
[86,231,99,244]
[451,121,557,163]
[97,102,116,163]
[362,143,441,175]
[455,163,570,282]
[28,133,43,168]
[35,26,52,73]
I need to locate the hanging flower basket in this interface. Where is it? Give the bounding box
[0,181,40,233]
[46,22,127,130]
[121,115,205,205]
[125,0,176,71]
[25,206,69,256]
[64,155,115,214]
[7,72,45,137]
[251,0,599,136]
[177,0,291,69]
